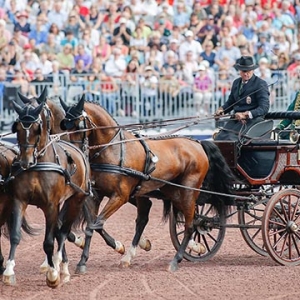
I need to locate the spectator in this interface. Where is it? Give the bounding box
[6,0,19,25]
[99,72,119,114]
[258,32,272,53]
[36,0,50,19]
[193,64,213,115]
[86,4,103,31]
[239,18,257,45]
[130,26,147,57]
[287,53,300,74]
[121,8,136,33]
[48,23,65,47]
[253,42,271,65]
[70,58,87,83]
[93,35,111,62]
[173,2,190,31]
[183,50,198,84]
[22,47,39,73]
[112,17,132,47]
[200,41,216,68]
[135,17,152,40]
[197,14,220,41]
[89,57,104,74]
[14,11,31,36]
[76,0,90,20]
[121,59,140,116]
[39,33,62,61]
[214,37,241,70]
[30,67,51,97]
[104,47,126,78]
[145,44,163,71]
[255,57,272,83]
[11,67,30,96]
[159,66,182,115]
[162,50,178,74]
[2,40,20,67]
[37,52,53,75]
[64,12,85,39]
[112,37,129,57]
[102,2,121,35]
[60,30,78,49]
[79,28,97,57]
[48,60,66,93]
[56,43,75,71]
[199,24,219,48]
[138,0,158,25]
[74,44,92,70]
[140,65,158,118]
[179,30,203,61]
[188,12,202,35]
[28,18,48,47]
[168,39,180,59]
[47,0,68,30]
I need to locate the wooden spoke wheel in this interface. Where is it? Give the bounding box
[169,202,226,262]
[262,189,300,266]
[238,199,269,257]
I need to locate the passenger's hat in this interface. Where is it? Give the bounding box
[234,56,258,71]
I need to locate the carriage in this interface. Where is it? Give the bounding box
[170,113,300,266]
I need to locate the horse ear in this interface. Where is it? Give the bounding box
[38,87,48,104]
[33,101,44,116]
[59,96,69,112]
[12,122,18,133]
[60,120,67,130]
[17,92,31,104]
[12,100,24,115]
[77,94,85,111]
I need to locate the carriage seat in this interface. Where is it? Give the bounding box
[241,119,274,143]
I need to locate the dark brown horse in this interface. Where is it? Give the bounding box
[3,97,91,287]
[0,141,37,275]
[59,95,233,271]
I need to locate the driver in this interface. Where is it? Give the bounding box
[214,56,270,141]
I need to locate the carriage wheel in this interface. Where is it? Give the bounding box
[169,202,226,262]
[238,199,269,257]
[262,189,300,266]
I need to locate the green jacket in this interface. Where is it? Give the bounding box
[277,92,300,130]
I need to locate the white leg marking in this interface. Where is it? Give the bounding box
[40,256,49,273]
[53,251,62,272]
[120,245,137,266]
[61,262,71,283]
[114,241,124,253]
[187,239,206,254]
[74,235,85,249]
[47,267,59,282]
[3,260,15,276]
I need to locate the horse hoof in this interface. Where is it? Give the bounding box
[61,274,70,284]
[75,236,85,250]
[168,262,178,272]
[119,261,130,268]
[46,269,60,288]
[75,265,87,274]
[144,239,151,252]
[115,241,125,255]
[40,265,49,274]
[3,274,16,285]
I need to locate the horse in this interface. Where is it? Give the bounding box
[3,97,92,287]
[0,141,37,275]
[19,88,153,274]
[59,95,234,271]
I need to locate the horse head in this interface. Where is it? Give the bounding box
[59,94,90,150]
[12,98,47,169]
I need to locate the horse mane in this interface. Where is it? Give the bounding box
[84,100,119,127]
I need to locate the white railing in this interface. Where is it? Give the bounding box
[0,70,296,133]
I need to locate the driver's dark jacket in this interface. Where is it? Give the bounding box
[222,74,270,118]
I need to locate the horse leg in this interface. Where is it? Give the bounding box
[60,244,70,284]
[43,208,61,288]
[2,200,24,285]
[168,198,196,272]
[90,195,128,254]
[67,231,85,249]
[129,197,152,251]
[0,230,5,275]
[120,197,152,267]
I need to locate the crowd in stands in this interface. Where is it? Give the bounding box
[0,0,300,117]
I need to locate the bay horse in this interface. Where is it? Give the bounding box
[59,95,233,272]
[18,88,153,274]
[3,97,91,287]
[0,141,36,275]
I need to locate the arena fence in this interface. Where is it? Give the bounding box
[0,70,297,133]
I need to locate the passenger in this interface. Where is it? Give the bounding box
[275,91,300,140]
[214,55,270,141]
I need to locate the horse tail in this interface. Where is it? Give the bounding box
[200,140,235,212]
[162,199,172,223]
[2,216,39,239]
